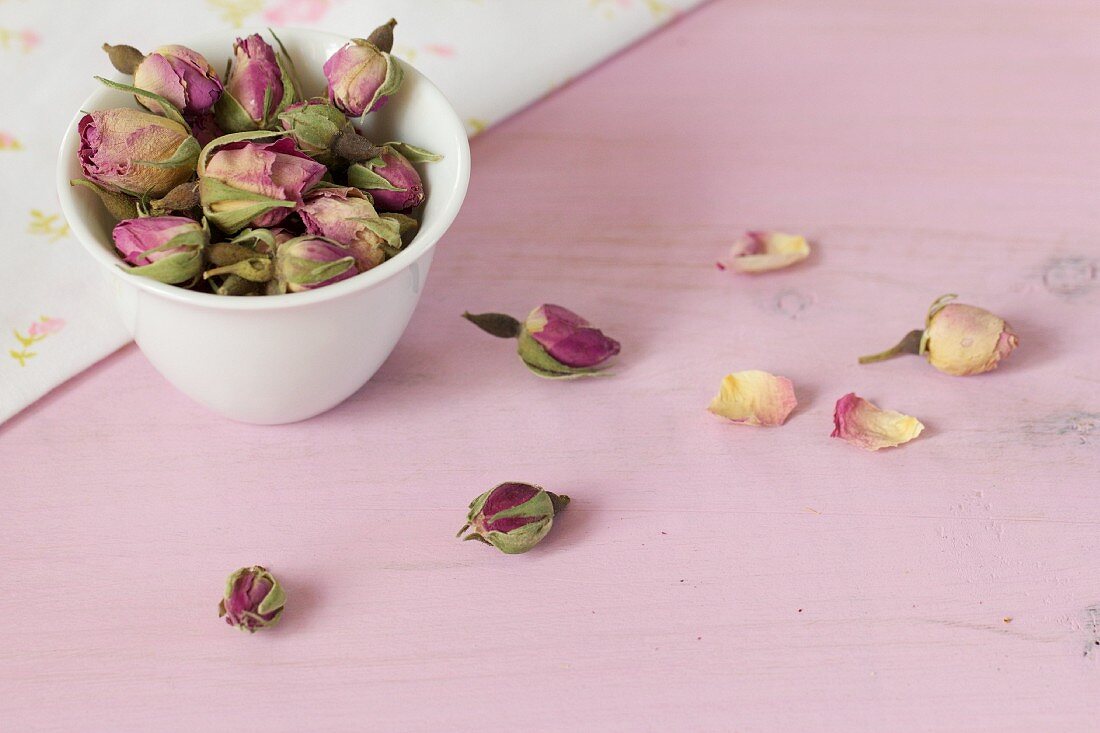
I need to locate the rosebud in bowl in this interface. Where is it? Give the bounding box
[269,235,358,294]
[112,215,207,284]
[324,19,402,117]
[77,108,199,197]
[218,565,285,632]
[463,304,621,378]
[199,135,326,233]
[137,45,223,117]
[299,186,405,271]
[859,294,1018,376]
[458,482,570,554]
[347,142,441,212]
[215,33,298,132]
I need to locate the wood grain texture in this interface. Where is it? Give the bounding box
[3,1,1100,730]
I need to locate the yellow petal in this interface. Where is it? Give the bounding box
[719,231,810,274]
[831,393,924,451]
[708,370,797,427]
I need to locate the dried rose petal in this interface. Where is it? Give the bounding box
[707,370,797,427]
[831,393,924,451]
[718,231,810,274]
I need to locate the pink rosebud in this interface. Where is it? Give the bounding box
[525,304,621,369]
[272,235,358,293]
[216,34,296,131]
[199,137,326,233]
[323,20,403,117]
[133,45,223,118]
[218,566,285,633]
[299,186,404,271]
[458,482,570,554]
[347,142,442,212]
[78,108,198,197]
[112,215,206,284]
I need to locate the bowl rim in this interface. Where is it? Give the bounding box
[56,26,471,311]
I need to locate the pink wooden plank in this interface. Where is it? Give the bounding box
[2,1,1100,730]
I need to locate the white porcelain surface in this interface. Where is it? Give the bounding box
[57,28,470,424]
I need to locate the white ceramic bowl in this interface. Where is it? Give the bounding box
[57,28,470,424]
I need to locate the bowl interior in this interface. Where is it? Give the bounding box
[57,28,470,309]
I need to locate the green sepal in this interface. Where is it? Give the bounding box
[199,176,294,234]
[214,89,262,133]
[269,29,302,116]
[920,293,958,356]
[369,53,404,115]
[256,577,286,616]
[70,178,139,220]
[94,76,188,127]
[229,227,281,254]
[384,141,442,163]
[281,254,356,287]
[210,274,262,296]
[486,517,554,554]
[356,215,403,251]
[127,248,202,284]
[136,135,200,169]
[347,161,403,192]
[517,330,609,379]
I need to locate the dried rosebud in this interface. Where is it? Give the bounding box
[458,482,569,554]
[203,229,290,296]
[277,98,353,166]
[131,45,223,118]
[299,186,404,271]
[717,231,810,274]
[112,215,206,284]
[77,108,199,197]
[218,565,285,632]
[199,136,326,233]
[859,294,1018,376]
[708,370,797,427]
[831,393,924,451]
[270,235,358,294]
[463,304,621,378]
[347,142,441,212]
[215,33,298,132]
[323,20,403,117]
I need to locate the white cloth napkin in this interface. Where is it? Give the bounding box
[0,0,701,423]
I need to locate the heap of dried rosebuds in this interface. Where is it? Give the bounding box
[71,20,441,296]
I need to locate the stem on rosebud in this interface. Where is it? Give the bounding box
[102,43,144,75]
[366,18,397,53]
[858,329,924,364]
[548,493,571,514]
[462,312,522,339]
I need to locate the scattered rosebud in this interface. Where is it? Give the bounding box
[458,482,570,554]
[215,33,298,132]
[708,370,797,427]
[112,215,207,284]
[347,142,441,212]
[323,19,403,117]
[858,294,1018,376]
[269,235,358,294]
[77,108,199,197]
[717,231,810,274]
[199,135,326,233]
[464,304,621,378]
[125,44,223,118]
[218,565,285,633]
[831,393,924,451]
[299,186,404,271]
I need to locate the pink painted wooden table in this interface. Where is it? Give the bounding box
[3,1,1100,730]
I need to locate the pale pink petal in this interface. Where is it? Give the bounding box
[707,370,797,427]
[718,231,810,274]
[831,393,924,451]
